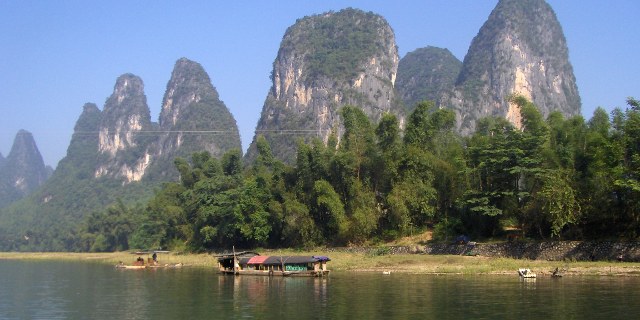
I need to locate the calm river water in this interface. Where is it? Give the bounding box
[1,260,639,319]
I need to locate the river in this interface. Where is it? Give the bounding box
[1,260,638,319]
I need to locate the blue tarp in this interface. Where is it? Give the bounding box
[313,256,331,262]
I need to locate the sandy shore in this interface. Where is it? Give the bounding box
[1,250,639,277]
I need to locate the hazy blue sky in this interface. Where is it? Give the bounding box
[1,1,638,167]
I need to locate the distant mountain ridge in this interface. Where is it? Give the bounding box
[0,130,51,208]
[0,58,241,250]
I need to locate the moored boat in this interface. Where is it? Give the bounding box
[115,250,176,269]
[115,262,184,269]
[518,268,536,278]
[217,251,330,277]
[115,264,146,270]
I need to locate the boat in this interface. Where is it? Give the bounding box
[518,268,537,278]
[115,263,146,270]
[115,262,184,269]
[115,258,147,269]
[216,251,330,277]
[115,250,175,269]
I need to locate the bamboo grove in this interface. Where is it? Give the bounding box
[80,96,640,252]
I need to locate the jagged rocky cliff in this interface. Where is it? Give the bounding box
[94,74,154,182]
[93,58,241,183]
[246,8,404,162]
[0,130,51,207]
[439,0,581,134]
[396,46,462,113]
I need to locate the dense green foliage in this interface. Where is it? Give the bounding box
[10,97,639,252]
[283,8,386,83]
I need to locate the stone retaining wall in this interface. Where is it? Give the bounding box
[425,241,640,261]
[328,241,640,262]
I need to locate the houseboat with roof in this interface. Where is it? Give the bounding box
[217,251,330,277]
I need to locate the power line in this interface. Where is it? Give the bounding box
[72,130,235,136]
[71,129,332,136]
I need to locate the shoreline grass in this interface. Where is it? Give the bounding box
[1,250,638,277]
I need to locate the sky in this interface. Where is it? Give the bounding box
[1,1,638,167]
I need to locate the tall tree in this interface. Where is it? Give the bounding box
[463,96,552,237]
[613,98,640,237]
[312,179,348,243]
[397,101,463,238]
[338,105,377,182]
[374,113,402,194]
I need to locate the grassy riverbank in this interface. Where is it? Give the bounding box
[1,250,639,276]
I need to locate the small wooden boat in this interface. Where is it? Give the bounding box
[217,251,330,277]
[116,263,184,269]
[115,250,175,270]
[115,264,146,270]
[149,263,184,268]
[518,268,536,278]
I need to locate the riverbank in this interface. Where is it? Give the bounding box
[1,249,639,277]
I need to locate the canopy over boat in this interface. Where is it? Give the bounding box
[237,256,330,265]
[216,252,331,277]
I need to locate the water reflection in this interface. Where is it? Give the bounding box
[217,274,330,318]
[520,277,537,289]
[1,260,640,320]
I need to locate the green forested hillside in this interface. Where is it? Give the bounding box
[0,103,157,251]
[75,96,640,252]
[396,46,462,113]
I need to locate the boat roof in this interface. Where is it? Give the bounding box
[247,255,269,264]
[238,256,330,265]
[216,251,330,264]
[215,251,260,259]
[131,250,170,255]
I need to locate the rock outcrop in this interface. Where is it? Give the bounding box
[396,46,462,113]
[247,8,404,162]
[94,74,154,182]
[0,130,50,207]
[150,58,241,178]
[439,0,581,134]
